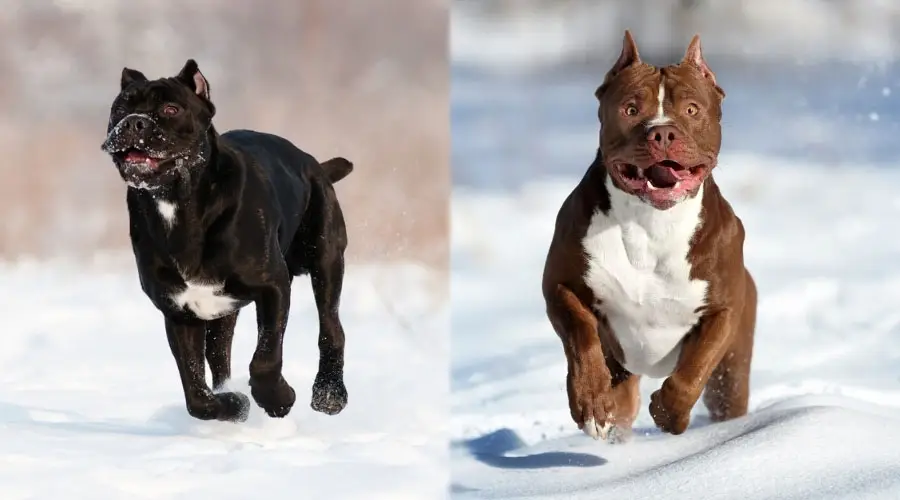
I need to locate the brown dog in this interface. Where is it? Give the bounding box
[541,31,756,440]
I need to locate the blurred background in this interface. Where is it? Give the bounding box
[0,0,449,269]
[451,1,900,497]
[453,0,900,189]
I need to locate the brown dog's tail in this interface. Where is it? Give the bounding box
[321,157,353,184]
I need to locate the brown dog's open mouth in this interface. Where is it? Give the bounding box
[615,160,707,191]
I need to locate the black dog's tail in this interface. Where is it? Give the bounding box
[321,157,353,184]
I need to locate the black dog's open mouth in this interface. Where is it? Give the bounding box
[615,160,707,190]
[113,148,163,171]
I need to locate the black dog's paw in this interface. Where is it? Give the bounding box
[216,391,251,422]
[311,373,348,416]
[250,375,297,418]
[186,391,250,423]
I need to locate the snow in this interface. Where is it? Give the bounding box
[451,158,900,498]
[0,260,447,500]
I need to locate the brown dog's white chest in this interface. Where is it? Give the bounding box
[582,177,708,378]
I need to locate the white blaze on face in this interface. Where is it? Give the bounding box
[647,75,673,128]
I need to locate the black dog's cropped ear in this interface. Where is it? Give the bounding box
[176,59,211,101]
[120,68,148,90]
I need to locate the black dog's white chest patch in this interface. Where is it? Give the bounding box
[156,200,177,229]
[170,281,237,320]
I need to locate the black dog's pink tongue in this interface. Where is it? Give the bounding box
[124,151,159,169]
[125,151,150,162]
[645,164,678,188]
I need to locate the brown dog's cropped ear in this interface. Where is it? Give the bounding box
[595,30,641,100]
[176,59,211,101]
[120,68,148,90]
[683,34,725,98]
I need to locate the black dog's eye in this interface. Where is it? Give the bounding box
[162,104,180,116]
[113,106,127,116]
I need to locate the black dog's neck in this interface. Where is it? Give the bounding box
[126,125,235,273]
[137,125,221,203]
[128,125,233,244]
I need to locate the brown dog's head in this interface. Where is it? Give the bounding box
[596,31,725,210]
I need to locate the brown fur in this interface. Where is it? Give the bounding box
[542,30,756,437]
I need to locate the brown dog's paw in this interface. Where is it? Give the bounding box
[649,384,691,435]
[568,373,616,440]
[581,414,617,440]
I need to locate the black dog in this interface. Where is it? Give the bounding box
[101,59,353,422]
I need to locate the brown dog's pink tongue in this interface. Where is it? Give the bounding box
[645,164,678,188]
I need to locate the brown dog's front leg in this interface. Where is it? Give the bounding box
[549,284,617,439]
[649,308,735,435]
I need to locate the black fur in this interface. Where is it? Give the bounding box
[101,59,352,422]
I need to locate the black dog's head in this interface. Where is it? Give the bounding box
[101,59,217,190]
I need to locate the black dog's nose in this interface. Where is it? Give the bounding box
[121,114,150,132]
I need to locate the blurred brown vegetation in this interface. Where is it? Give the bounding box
[0,0,449,269]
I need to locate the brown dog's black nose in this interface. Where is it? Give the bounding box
[647,125,680,149]
[121,115,150,132]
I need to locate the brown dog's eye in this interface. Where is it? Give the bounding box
[686,103,700,116]
[624,105,639,116]
[162,105,180,116]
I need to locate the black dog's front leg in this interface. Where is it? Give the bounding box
[205,312,239,391]
[249,283,297,418]
[165,317,250,422]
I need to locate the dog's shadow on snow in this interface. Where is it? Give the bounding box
[456,415,716,471]
[455,428,607,470]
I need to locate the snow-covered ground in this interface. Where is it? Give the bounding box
[450,11,900,497]
[0,259,448,500]
[451,157,900,499]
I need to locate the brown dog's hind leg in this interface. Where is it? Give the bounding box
[703,271,756,422]
[604,351,641,442]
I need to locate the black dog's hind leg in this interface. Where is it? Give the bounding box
[206,312,238,391]
[309,239,349,415]
[294,179,349,416]
[248,269,297,418]
[166,317,250,422]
